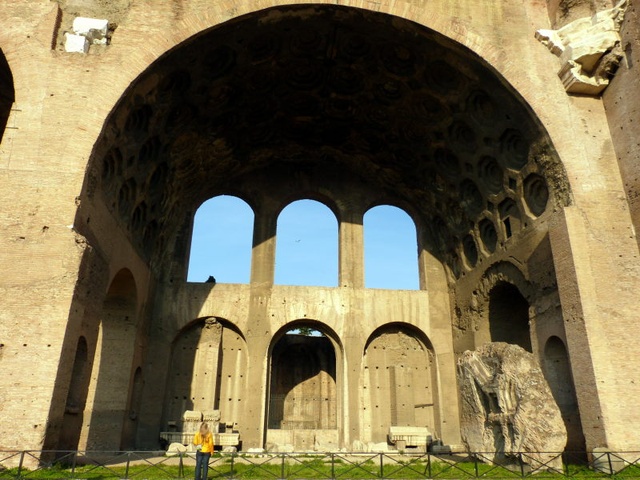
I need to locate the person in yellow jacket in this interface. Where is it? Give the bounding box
[193,422,214,480]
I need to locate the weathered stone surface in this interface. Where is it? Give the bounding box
[72,17,108,44]
[166,442,187,455]
[536,0,628,94]
[457,343,567,470]
[182,410,203,437]
[63,32,88,53]
[367,442,390,452]
[388,426,432,450]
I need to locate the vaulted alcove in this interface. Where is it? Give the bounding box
[362,324,437,444]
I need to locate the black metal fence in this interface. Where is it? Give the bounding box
[1,450,639,479]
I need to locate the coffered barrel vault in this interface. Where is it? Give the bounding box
[86,6,571,280]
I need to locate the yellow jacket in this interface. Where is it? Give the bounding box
[193,431,214,453]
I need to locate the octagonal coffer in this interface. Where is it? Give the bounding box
[523,173,550,217]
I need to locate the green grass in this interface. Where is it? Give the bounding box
[2,455,640,479]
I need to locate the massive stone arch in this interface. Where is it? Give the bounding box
[4,0,640,461]
[64,3,574,451]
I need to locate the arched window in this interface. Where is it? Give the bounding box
[187,195,254,283]
[275,199,338,287]
[364,205,419,289]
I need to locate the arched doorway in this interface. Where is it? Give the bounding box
[363,324,437,446]
[267,324,340,451]
[488,282,532,352]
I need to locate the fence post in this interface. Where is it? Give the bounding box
[124,452,131,479]
[179,452,184,478]
[230,452,235,478]
[379,453,384,478]
[427,453,432,478]
[519,453,525,478]
[330,453,335,480]
[17,451,25,480]
[281,453,285,479]
[474,454,479,478]
[71,450,78,477]
[607,452,613,477]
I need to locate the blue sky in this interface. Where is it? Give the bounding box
[187,196,419,289]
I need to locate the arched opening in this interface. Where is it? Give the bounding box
[543,336,586,457]
[187,195,254,283]
[267,323,338,450]
[364,205,419,290]
[58,336,90,452]
[363,324,437,447]
[84,269,138,450]
[0,49,14,143]
[275,200,338,287]
[162,317,247,444]
[488,282,532,352]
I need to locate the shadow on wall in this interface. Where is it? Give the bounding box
[543,336,587,457]
[58,337,90,452]
[0,49,14,142]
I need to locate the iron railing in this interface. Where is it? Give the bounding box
[0,450,639,479]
